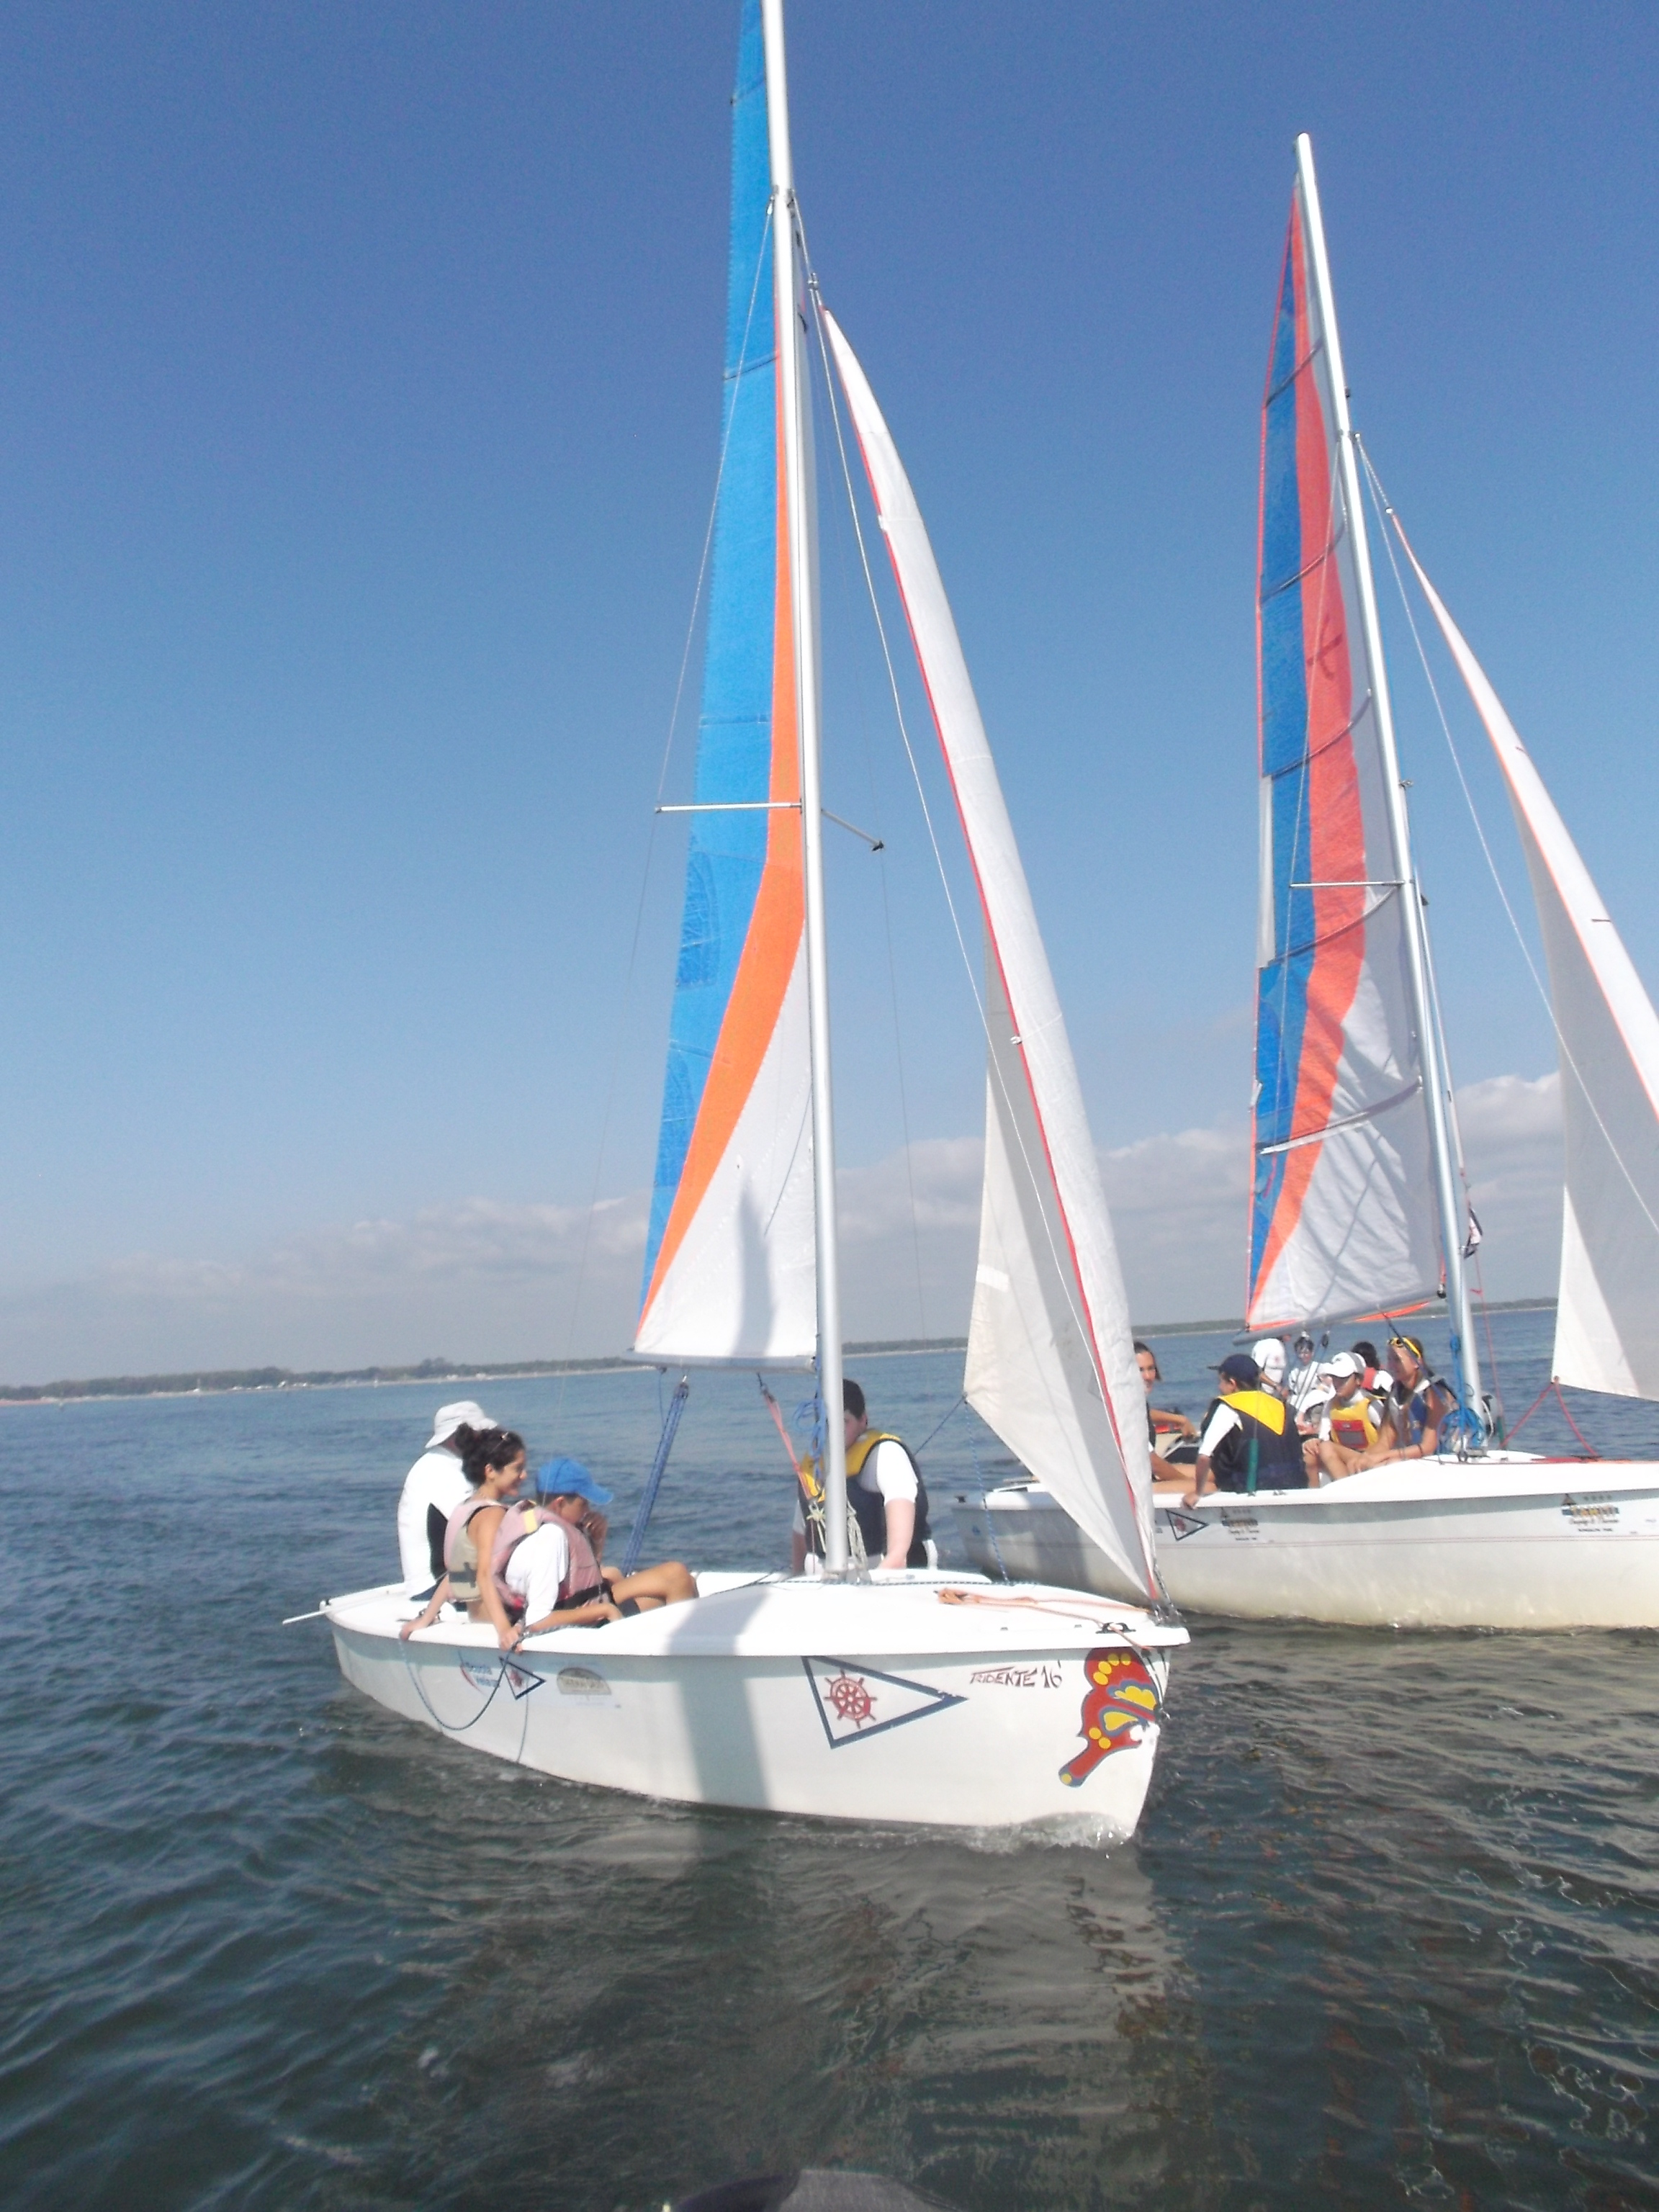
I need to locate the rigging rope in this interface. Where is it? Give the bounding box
[811,325,930,1339]
[1357,441,1659,1253]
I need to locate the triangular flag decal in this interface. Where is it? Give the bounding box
[802,1655,965,1749]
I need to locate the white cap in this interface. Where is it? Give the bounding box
[1321,1351,1362,1380]
[1251,1337,1287,1382]
[425,1400,495,1450]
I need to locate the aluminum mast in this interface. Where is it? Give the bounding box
[762,0,849,1560]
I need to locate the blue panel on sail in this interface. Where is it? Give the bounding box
[642,0,778,1302]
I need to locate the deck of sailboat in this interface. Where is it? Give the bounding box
[1163,1456,1659,1511]
[327,1572,1186,1660]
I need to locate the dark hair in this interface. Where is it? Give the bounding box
[454,1425,526,1488]
[1389,1334,1426,1366]
[1133,1339,1161,1381]
[842,1378,866,1423]
[1351,1340,1380,1367]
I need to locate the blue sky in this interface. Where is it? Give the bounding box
[1,1,1655,1377]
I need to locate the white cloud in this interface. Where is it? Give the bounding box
[0,1074,1565,1385]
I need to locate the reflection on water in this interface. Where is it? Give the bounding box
[1,1316,1656,2208]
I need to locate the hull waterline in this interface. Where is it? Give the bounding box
[322,1572,1183,1835]
[954,1465,1659,1629]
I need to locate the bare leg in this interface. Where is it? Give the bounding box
[607,1560,697,1611]
[1150,1452,1188,1493]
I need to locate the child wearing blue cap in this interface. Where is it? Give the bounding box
[502,1457,697,1635]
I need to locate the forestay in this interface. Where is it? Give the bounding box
[1249,177,1438,1328]
[1393,526,1659,1399]
[636,0,814,1365]
[822,310,1158,1607]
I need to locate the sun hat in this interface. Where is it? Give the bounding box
[1218,1353,1261,1389]
[1251,1337,1287,1382]
[1321,1351,1362,1380]
[531,1457,614,1508]
[426,1400,495,1449]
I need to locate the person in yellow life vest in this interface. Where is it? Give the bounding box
[790,1378,936,1571]
[1313,1351,1391,1480]
[1182,1353,1311,1505]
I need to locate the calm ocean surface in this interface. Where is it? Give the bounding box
[3,1308,1657,2211]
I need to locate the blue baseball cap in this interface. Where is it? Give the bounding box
[531,1457,613,1508]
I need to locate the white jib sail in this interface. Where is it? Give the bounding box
[1396,526,1659,1398]
[822,307,1158,1605]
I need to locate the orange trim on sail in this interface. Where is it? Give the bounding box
[1251,194,1367,1310]
[639,359,806,1326]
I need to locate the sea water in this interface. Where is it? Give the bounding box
[1,1309,1656,2209]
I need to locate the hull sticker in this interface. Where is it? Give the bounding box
[1161,1509,1208,1541]
[1058,1648,1161,1789]
[803,1655,966,1749]
[555,1665,613,1699]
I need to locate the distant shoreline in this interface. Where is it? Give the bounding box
[0,1303,1558,1408]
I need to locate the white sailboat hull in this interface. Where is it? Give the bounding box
[954,1466,1659,1629]
[323,1572,1183,1835]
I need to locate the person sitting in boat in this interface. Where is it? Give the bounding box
[790,1378,936,1571]
[1251,1338,1289,1397]
[1312,1352,1391,1479]
[1136,1341,1197,1486]
[504,1458,696,1633]
[1182,1354,1310,1503]
[1351,1339,1385,1393]
[395,1398,495,1599]
[1283,1332,1324,1417]
[401,1424,532,1650]
[1374,1335,1456,1463]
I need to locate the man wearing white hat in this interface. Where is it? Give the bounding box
[397,1400,497,1597]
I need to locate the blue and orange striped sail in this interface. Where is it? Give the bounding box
[1248,166,1438,1328]
[634,0,814,1364]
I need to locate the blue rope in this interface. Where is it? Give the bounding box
[621,1373,691,1575]
[916,1393,966,1456]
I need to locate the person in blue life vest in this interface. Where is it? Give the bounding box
[790,1378,936,1571]
[1182,1352,1312,1505]
[1370,1334,1457,1464]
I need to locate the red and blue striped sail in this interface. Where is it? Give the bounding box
[634,0,814,1363]
[1248,174,1438,1328]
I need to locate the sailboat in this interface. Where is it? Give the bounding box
[955,135,1659,1629]
[316,0,1184,1829]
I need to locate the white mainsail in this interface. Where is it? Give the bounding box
[1395,526,1659,1398]
[822,309,1159,1606]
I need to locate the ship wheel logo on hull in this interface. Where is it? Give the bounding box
[802,1655,965,1748]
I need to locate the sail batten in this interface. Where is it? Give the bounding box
[1248,176,1440,1328]
[635,0,815,1366]
[821,307,1157,1607]
[1391,526,1659,1400]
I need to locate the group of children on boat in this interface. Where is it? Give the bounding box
[1142,1332,1455,1503]
[395,1401,695,1650]
[392,1379,934,1645]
